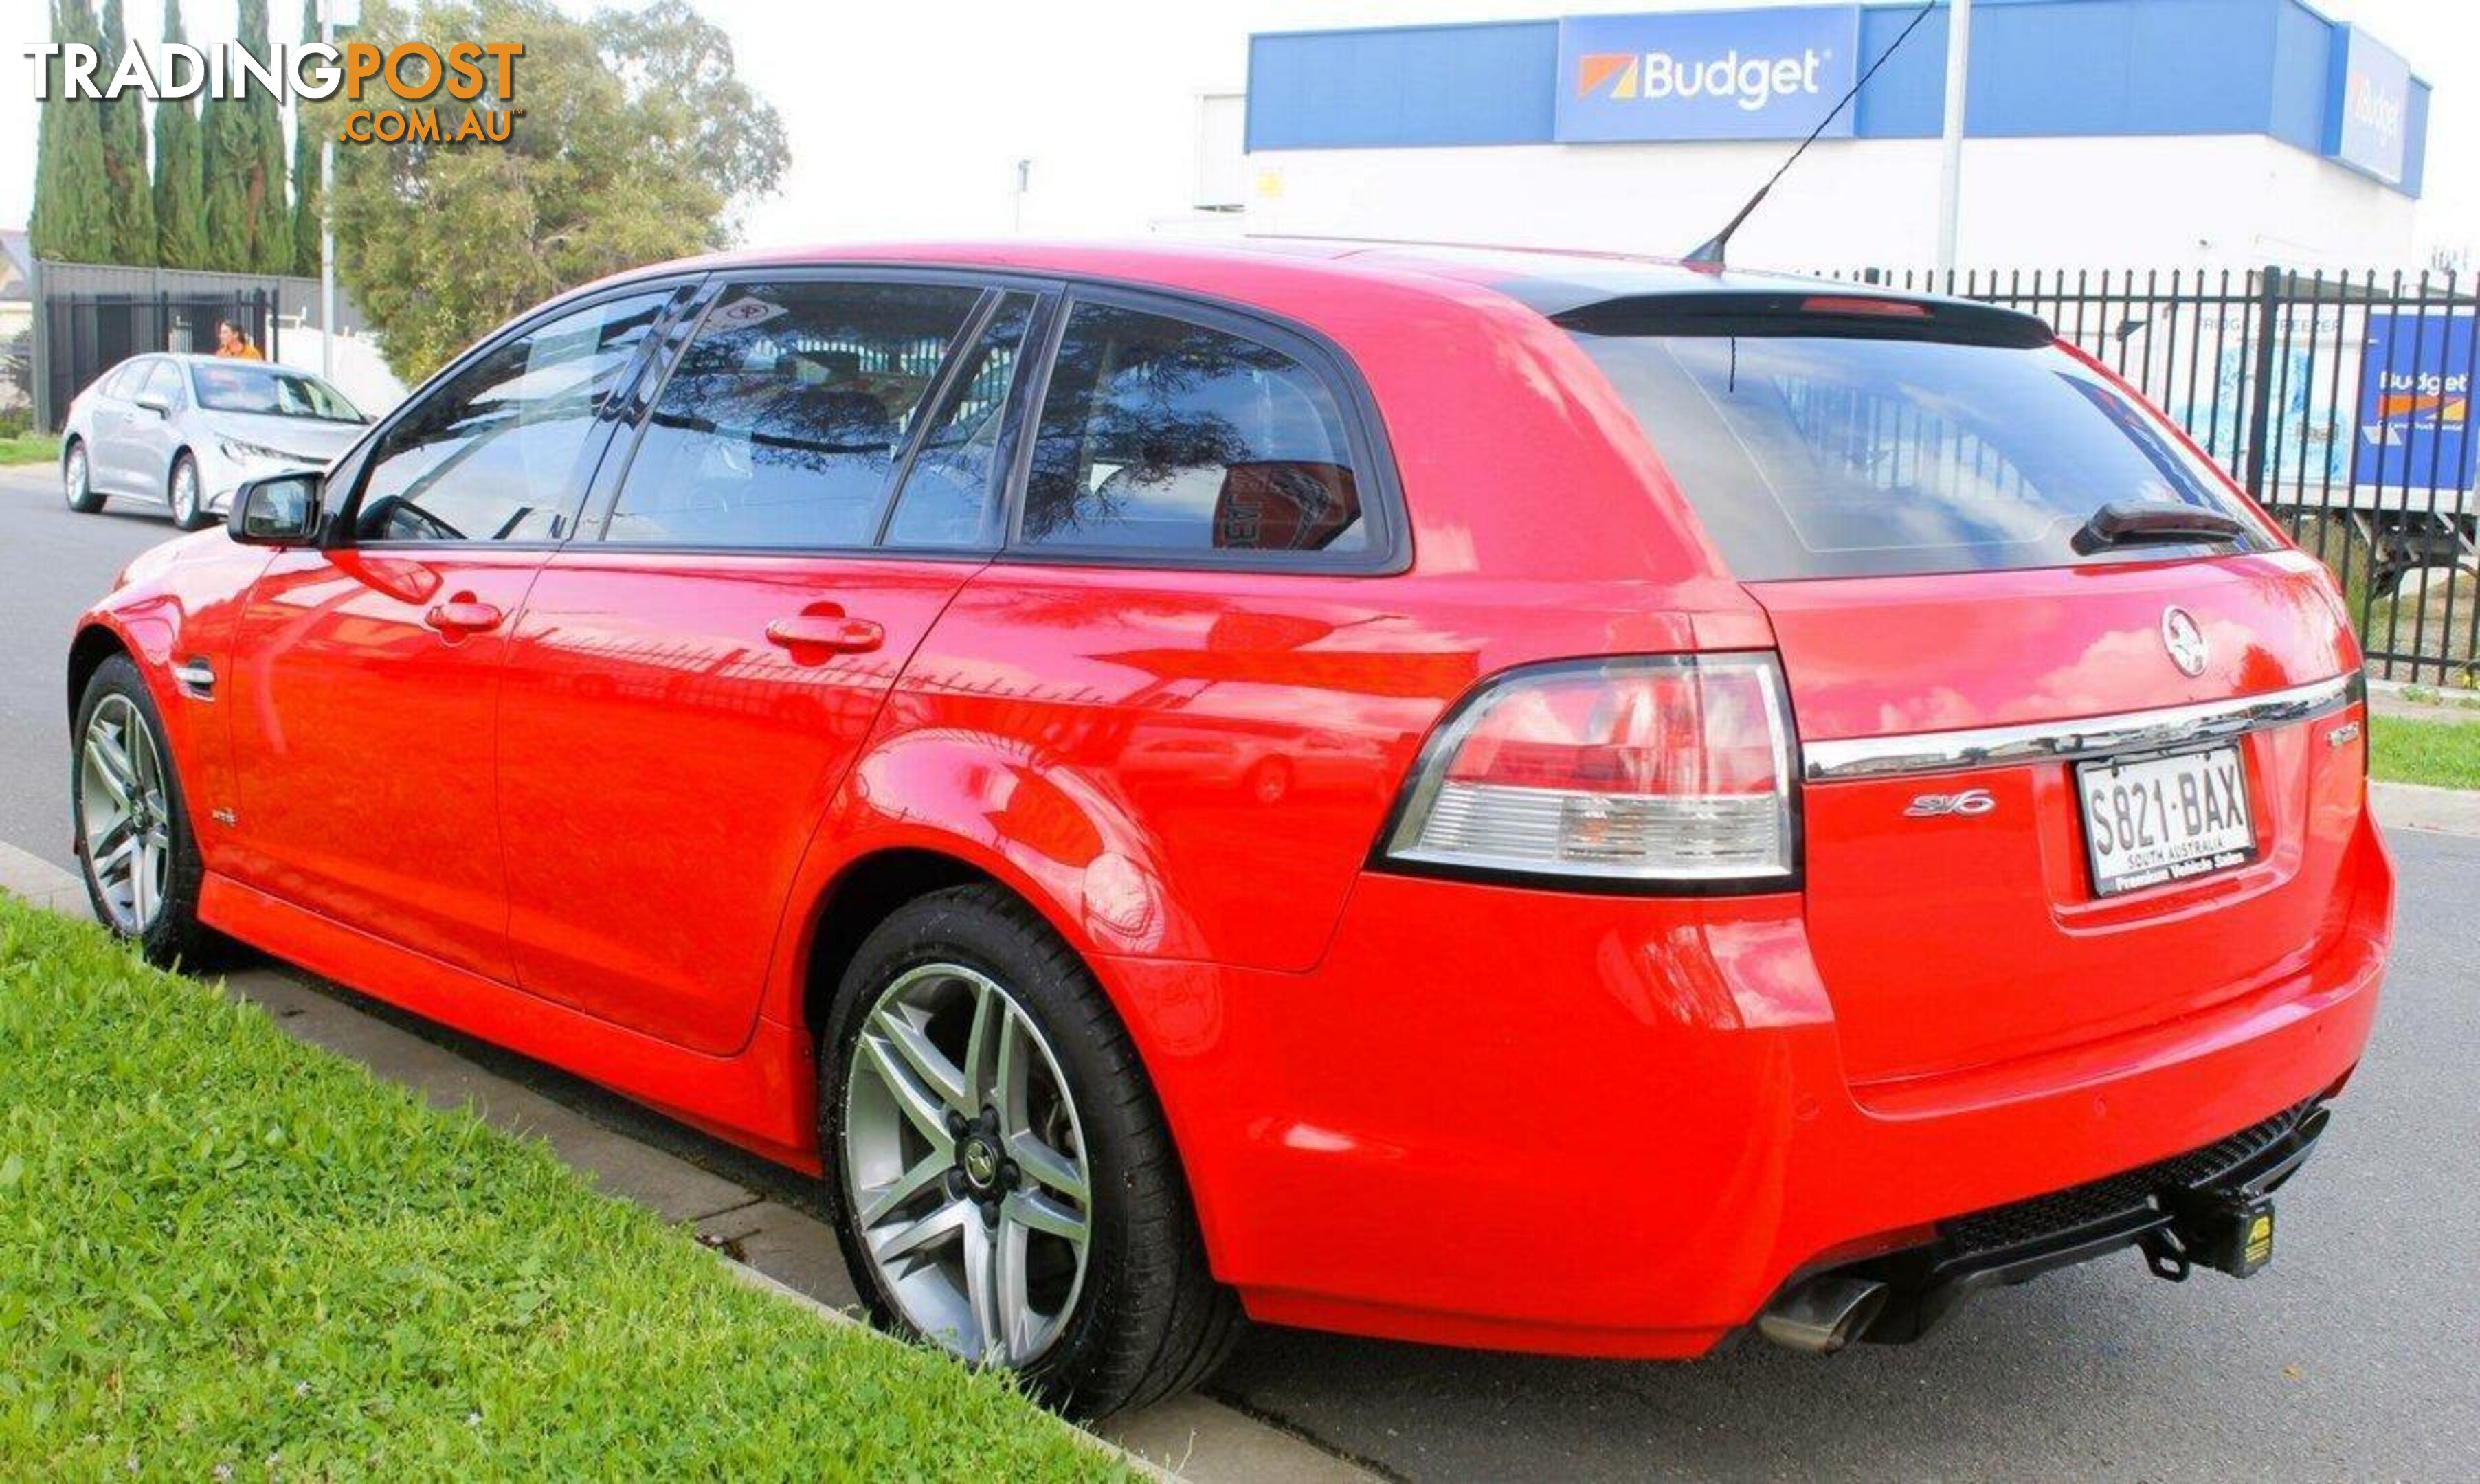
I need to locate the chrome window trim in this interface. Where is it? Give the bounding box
[1800,675,2356,783]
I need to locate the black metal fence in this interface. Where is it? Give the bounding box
[1834,265,2479,683]
[39,288,279,438]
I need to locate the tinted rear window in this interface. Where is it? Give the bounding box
[1569,331,2272,580]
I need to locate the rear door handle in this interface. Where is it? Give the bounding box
[425,599,504,636]
[766,611,884,655]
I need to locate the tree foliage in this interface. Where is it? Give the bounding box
[201,0,291,273]
[30,0,115,265]
[328,0,786,381]
[96,0,157,265]
[153,0,210,268]
[291,0,324,277]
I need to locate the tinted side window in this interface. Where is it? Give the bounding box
[142,361,186,406]
[1020,302,1367,559]
[603,281,983,549]
[354,291,669,544]
[98,361,146,399]
[882,291,1038,549]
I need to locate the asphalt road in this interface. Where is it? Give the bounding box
[3,463,2474,1481]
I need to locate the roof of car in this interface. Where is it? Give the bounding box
[636,236,2015,324]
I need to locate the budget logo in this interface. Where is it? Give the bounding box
[1556,7,1861,144]
[1576,52,1640,100]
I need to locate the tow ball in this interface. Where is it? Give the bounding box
[2141,1192,2279,1282]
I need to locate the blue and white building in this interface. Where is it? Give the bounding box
[1220,0,2435,268]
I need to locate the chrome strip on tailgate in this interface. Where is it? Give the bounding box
[1802,675,2356,783]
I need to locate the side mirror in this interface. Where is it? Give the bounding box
[134,392,172,416]
[229,472,322,546]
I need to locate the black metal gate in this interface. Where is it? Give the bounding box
[1834,266,2479,682]
[41,287,278,434]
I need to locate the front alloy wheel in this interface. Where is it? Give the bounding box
[844,963,1093,1368]
[72,655,215,965]
[169,453,208,530]
[79,693,172,932]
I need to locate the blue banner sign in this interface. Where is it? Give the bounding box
[2325,24,2411,186]
[1554,7,1860,144]
[2356,312,2477,495]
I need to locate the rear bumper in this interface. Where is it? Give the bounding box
[1104,810,2392,1358]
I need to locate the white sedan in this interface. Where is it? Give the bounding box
[60,354,370,529]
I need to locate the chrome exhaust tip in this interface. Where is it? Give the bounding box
[1757,1274,1889,1355]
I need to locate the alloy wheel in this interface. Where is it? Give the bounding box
[842,962,1094,1369]
[78,694,172,933]
[64,445,88,507]
[172,458,200,526]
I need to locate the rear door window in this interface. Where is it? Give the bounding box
[1018,300,1370,561]
[1567,330,2272,580]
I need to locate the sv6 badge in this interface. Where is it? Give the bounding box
[1906,788,1996,818]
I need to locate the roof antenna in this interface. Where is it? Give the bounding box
[1686,0,1942,268]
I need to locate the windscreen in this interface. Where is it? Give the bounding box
[192,363,364,423]
[1568,330,2272,580]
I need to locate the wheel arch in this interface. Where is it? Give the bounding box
[785,837,1241,1279]
[67,621,133,724]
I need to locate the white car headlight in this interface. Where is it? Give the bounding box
[219,438,315,464]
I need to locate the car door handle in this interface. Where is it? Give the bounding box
[765,612,884,654]
[425,599,504,636]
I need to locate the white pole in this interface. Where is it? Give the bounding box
[319,3,336,379]
[1935,0,1972,280]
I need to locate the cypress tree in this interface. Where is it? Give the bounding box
[97,0,157,265]
[245,0,293,274]
[291,0,322,277]
[201,0,289,271]
[153,0,208,268]
[30,0,116,265]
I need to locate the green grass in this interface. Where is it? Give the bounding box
[0,432,59,466]
[2369,713,2480,792]
[0,897,1124,1481]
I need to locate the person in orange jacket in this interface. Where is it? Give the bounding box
[214,320,266,361]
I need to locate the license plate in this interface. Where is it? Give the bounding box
[2076,744,2255,897]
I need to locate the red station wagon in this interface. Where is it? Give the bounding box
[67,242,2392,1416]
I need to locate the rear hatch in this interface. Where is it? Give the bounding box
[1564,291,2370,1086]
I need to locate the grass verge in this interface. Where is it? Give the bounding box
[0,895,1124,1481]
[2370,713,2480,792]
[0,433,59,467]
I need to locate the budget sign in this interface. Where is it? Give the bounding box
[2356,312,2477,496]
[1556,7,1861,144]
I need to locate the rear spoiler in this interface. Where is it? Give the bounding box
[1552,291,2054,349]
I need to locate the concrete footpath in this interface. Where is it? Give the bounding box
[0,841,1370,1484]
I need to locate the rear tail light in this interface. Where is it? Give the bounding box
[1379,653,1799,890]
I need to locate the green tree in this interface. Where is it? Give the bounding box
[96,0,157,263]
[153,0,209,267]
[201,0,290,272]
[328,0,785,381]
[291,0,323,276]
[30,0,116,265]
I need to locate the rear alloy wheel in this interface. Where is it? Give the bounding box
[73,655,215,966]
[845,962,1093,1369]
[822,885,1240,1417]
[63,440,102,513]
[169,453,210,530]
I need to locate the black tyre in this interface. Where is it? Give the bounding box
[63,438,103,513]
[71,654,218,967]
[169,451,212,530]
[820,884,1241,1417]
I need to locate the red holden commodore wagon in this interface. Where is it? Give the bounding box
[67,242,2391,1416]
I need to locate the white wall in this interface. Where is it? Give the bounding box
[1231,134,2422,271]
